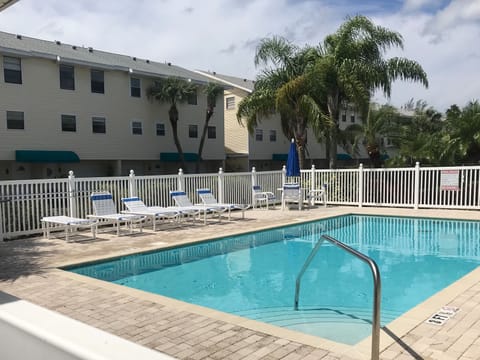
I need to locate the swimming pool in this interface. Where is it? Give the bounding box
[68,215,480,345]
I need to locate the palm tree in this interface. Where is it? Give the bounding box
[388,100,446,166]
[236,36,321,169]
[342,103,399,167]
[310,15,429,168]
[196,83,224,173]
[148,78,196,170]
[443,100,480,164]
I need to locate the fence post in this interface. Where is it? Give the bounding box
[128,169,136,197]
[178,168,185,191]
[218,167,224,203]
[310,164,316,194]
[358,163,364,208]
[68,170,77,217]
[414,162,420,209]
[0,201,4,241]
[282,165,286,186]
[251,167,257,205]
[251,167,257,187]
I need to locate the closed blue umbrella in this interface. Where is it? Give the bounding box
[286,138,300,177]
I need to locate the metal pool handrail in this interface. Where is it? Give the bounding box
[293,234,382,360]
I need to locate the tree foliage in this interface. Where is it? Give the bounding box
[238,15,428,169]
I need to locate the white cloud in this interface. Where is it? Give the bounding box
[0,0,479,111]
[403,0,442,12]
[423,0,480,38]
[373,9,480,111]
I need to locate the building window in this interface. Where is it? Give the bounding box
[226,96,235,110]
[130,77,141,97]
[156,123,165,136]
[187,89,197,105]
[255,129,263,141]
[6,111,24,130]
[341,114,347,122]
[61,114,76,132]
[3,56,22,84]
[269,130,276,142]
[92,117,106,134]
[207,126,216,139]
[189,125,198,138]
[350,115,355,123]
[59,64,75,90]
[132,121,142,135]
[91,69,104,94]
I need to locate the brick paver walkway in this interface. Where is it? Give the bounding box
[0,207,479,359]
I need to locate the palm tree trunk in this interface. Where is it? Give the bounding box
[367,144,382,168]
[329,127,337,169]
[195,108,213,173]
[294,115,308,169]
[324,131,331,168]
[169,105,186,170]
[327,94,339,169]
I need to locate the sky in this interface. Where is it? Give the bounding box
[0,0,479,112]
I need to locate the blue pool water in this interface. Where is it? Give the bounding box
[68,215,480,345]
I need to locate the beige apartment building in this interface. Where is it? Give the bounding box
[195,71,364,172]
[0,31,225,180]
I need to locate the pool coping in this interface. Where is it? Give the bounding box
[51,208,480,359]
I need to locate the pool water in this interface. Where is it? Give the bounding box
[68,215,480,345]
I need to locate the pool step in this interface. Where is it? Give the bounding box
[235,305,399,325]
[232,306,401,345]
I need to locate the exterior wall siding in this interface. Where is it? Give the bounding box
[224,88,248,154]
[0,53,225,178]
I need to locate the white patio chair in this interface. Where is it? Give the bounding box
[252,185,276,209]
[170,190,225,224]
[196,188,250,220]
[89,192,144,235]
[308,185,327,207]
[121,197,179,231]
[281,183,303,210]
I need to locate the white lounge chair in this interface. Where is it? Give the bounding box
[281,183,303,210]
[121,197,179,231]
[252,185,276,209]
[170,190,225,224]
[196,188,250,219]
[89,192,144,235]
[41,215,96,241]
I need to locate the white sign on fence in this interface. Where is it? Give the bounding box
[440,170,459,191]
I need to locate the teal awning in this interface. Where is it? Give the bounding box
[160,152,198,162]
[272,153,288,161]
[16,150,80,163]
[337,153,352,160]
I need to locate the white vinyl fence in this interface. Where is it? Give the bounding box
[1,163,479,240]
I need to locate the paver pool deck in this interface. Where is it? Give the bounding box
[0,206,479,359]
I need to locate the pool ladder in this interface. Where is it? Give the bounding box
[294,234,381,360]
